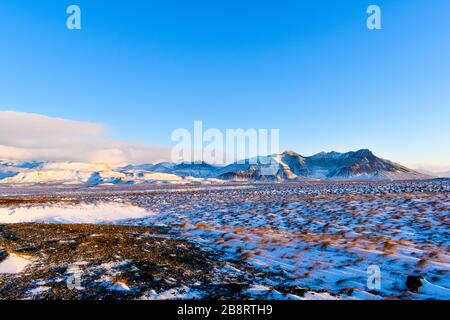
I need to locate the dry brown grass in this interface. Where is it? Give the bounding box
[417,258,428,268]
[194,222,210,230]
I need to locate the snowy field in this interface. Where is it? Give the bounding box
[0,180,449,300]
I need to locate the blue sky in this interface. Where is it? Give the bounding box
[0,0,449,169]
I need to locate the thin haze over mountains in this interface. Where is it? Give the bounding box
[0,149,433,185]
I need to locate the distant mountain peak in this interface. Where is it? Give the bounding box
[311,151,340,158]
[353,149,374,157]
[282,150,301,157]
[216,149,431,181]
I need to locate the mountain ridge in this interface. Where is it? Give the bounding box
[0,149,433,185]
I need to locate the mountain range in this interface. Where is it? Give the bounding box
[0,149,432,185]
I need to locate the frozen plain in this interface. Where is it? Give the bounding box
[0,180,448,300]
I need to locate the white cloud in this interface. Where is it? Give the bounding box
[0,111,171,164]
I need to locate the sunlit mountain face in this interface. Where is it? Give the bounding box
[0,149,431,185]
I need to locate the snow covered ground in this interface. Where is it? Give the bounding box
[0,202,153,224]
[0,253,35,274]
[0,180,448,299]
[122,180,449,300]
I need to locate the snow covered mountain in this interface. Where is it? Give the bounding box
[140,149,430,181]
[0,160,223,185]
[0,149,432,185]
[284,149,431,180]
[214,149,431,181]
[123,161,218,178]
[128,150,431,181]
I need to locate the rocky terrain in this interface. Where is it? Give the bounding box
[0,223,281,299]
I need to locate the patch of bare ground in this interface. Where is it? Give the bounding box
[0,223,255,299]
